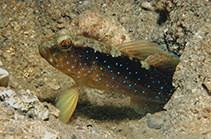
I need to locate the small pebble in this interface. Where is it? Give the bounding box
[141,2,154,11]
[146,114,164,129]
[72,134,77,139]
[47,79,60,91]
[0,68,9,87]
[44,102,60,118]
[203,76,211,94]
[7,108,15,116]
[44,131,59,139]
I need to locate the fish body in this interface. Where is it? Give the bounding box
[39,29,179,123]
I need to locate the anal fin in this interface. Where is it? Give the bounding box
[130,96,165,115]
[56,85,80,123]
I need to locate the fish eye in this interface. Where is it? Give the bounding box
[59,39,71,49]
[57,35,72,49]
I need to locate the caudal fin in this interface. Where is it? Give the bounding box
[144,51,179,73]
[56,86,80,123]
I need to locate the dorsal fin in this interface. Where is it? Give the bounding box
[116,40,179,71]
[116,40,163,60]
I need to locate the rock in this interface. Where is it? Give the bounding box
[70,10,131,46]
[0,68,9,87]
[0,88,50,121]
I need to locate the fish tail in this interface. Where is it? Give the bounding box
[130,96,165,115]
[56,85,80,123]
[144,51,179,72]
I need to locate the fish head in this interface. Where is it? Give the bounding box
[38,29,74,67]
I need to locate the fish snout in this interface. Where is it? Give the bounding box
[38,41,49,59]
[38,41,56,65]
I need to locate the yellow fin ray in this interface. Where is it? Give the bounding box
[56,86,80,123]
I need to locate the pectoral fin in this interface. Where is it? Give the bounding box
[56,85,80,123]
